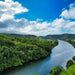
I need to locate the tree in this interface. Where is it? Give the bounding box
[72,56,75,61]
[50,66,63,75]
[66,60,73,68]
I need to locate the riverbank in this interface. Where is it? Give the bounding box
[34,40,75,75]
[47,40,75,75]
[48,56,75,75]
[63,39,75,47]
[1,40,75,75]
[0,34,58,72]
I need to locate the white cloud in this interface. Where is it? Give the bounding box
[0,0,75,36]
[51,18,70,27]
[64,21,75,33]
[65,21,75,28]
[0,0,28,21]
[60,3,75,19]
[0,14,14,21]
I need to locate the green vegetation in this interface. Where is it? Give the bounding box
[0,33,37,39]
[49,66,64,75]
[34,39,75,75]
[59,65,75,75]
[0,34,58,72]
[35,61,75,75]
[72,56,75,61]
[40,34,75,39]
[49,56,75,75]
[64,39,75,47]
[49,64,75,75]
[66,60,73,68]
[47,39,75,75]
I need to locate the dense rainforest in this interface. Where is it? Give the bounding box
[0,34,58,72]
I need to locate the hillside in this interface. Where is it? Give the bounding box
[40,34,75,39]
[0,33,37,39]
[1,33,75,40]
[0,34,58,72]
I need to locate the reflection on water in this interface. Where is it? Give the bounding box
[39,40,75,75]
[1,40,75,75]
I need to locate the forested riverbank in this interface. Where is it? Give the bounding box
[0,34,58,72]
[63,39,75,47]
[47,40,75,75]
[47,56,75,75]
[34,40,75,75]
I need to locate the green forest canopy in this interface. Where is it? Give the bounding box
[0,34,58,72]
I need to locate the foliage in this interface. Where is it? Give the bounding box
[72,56,75,61]
[0,34,58,72]
[59,65,75,75]
[50,66,64,75]
[64,39,75,47]
[40,34,75,39]
[34,74,39,75]
[49,56,75,75]
[49,63,75,75]
[66,60,73,68]
[49,64,75,75]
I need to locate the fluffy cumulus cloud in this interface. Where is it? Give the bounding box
[0,0,28,21]
[64,21,75,33]
[0,0,75,36]
[60,3,75,19]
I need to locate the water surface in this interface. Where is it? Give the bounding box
[1,40,75,75]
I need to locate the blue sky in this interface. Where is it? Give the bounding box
[14,0,75,21]
[0,0,75,36]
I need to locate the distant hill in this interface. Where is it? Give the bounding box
[0,33,75,39]
[0,33,37,39]
[40,34,75,39]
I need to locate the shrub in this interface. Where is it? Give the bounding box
[72,56,75,61]
[50,66,63,75]
[66,60,73,68]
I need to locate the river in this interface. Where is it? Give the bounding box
[1,40,75,75]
